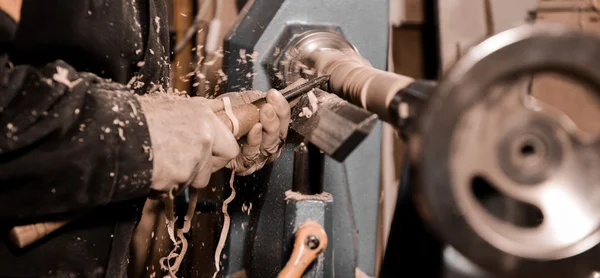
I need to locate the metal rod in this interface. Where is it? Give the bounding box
[292,142,325,194]
[250,76,330,108]
[282,76,329,101]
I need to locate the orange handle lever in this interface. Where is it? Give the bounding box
[278,220,328,278]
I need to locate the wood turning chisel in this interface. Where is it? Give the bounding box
[214,76,330,137]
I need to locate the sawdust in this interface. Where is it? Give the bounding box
[6,123,16,133]
[284,190,332,201]
[241,202,253,215]
[127,101,138,117]
[155,16,161,34]
[247,51,259,63]
[142,144,153,161]
[52,66,81,89]
[274,72,283,81]
[307,90,318,112]
[127,74,145,89]
[297,90,319,119]
[217,69,227,81]
[117,127,126,141]
[239,49,247,64]
[299,107,313,118]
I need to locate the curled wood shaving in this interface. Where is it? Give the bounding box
[159,187,199,278]
[212,171,237,278]
[182,189,199,233]
[164,188,177,244]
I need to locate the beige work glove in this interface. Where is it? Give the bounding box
[218,89,290,176]
[137,89,289,192]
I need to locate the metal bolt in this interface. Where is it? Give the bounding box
[306,235,320,250]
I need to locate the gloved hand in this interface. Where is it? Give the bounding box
[137,89,289,192]
[217,89,290,176]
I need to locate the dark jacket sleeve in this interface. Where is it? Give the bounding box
[0,56,153,222]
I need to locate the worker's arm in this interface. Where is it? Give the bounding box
[0,57,290,223]
[0,58,155,222]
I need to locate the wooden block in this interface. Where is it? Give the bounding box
[537,0,593,10]
[533,7,600,136]
[531,73,600,136]
[437,0,488,74]
[391,27,424,78]
[404,0,424,24]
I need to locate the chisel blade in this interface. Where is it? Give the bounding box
[291,88,378,162]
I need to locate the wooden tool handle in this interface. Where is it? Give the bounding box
[9,216,79,248]
[215,103,261,139]
[279,220,328,278]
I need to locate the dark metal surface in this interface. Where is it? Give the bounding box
[222,0,387,276]
[388,80,436,139]
[290,89,378,162]
[283,194,333,278]
[380,160,444,278]
[414,24,600,277]
[292,143,325,195]
[306,236,319,250]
